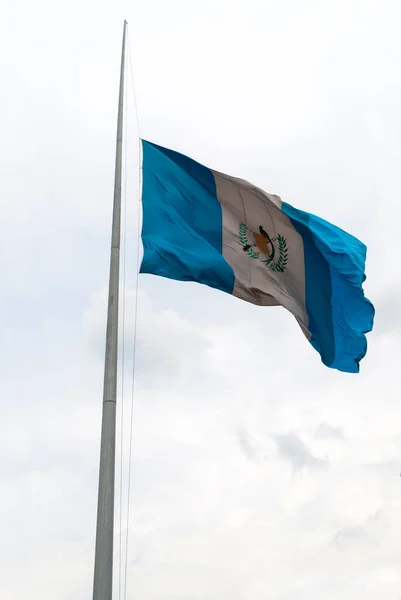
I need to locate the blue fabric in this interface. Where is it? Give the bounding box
[140,140,374,373]
[140,140,235,294]
[282,202,374,373]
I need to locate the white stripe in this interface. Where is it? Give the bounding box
[212,170,311,338]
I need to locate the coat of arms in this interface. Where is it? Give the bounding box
[239,222,288,272]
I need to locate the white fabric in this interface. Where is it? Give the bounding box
[213,170,311,339]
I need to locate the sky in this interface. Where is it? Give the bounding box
[1,0,401,598]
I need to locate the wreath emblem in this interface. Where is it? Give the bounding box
[239,222,288,273]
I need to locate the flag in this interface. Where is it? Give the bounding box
[140,140,374,373]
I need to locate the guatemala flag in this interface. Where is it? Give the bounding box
[140,140,374,373]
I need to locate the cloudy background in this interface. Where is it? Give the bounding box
[1,0,401,598]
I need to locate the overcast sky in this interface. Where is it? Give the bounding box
[1,1,401,598]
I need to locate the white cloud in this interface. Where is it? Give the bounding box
[274,431,328,471]
[315,422,346,440]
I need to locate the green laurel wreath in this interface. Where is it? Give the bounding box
[239,222,259,259]
[239,223,288,272]
[268,234,288,272]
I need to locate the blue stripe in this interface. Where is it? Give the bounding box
[282,202,375,373]
[140,140,235,295]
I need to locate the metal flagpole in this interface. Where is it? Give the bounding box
[93,20,127,600]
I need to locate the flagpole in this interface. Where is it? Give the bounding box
[93,20,127,600]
